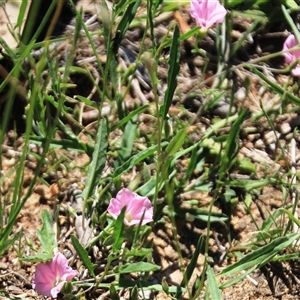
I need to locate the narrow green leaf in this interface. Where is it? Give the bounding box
[102,234,114,247]
[112,105,149,130]
[113,207,125,252]
[284,0,298,10]
[164,129,187,159]
[179,27,201,42]
[112,142,168,178]
[118,262,160,274]
[21,253,53,263]
[126,248,153,257]
[72,4,83,49]
[17,0,29,29]
[193,214,228,223]
[0,232,22,257]
[207,265,222,300]
[20,0,43,45]
[116,115,138,168]
[219,265,257,289]
[29,136,91,153]
[182,235,203,286]
[115,0,129,14]
[160,24,180,119]
[182,147,199,182]
[282,5,300,42]
[261,209,286,231]
[110,284,120,300]
[130,286,139,300]
[136,177,158,196]
[232,21,259,56]
[71,234,96,278]
[73,95,96,107]
[251,67,300,105]
[273,252,300,262]
[38,210,56,256]
[280,208,300,231]
[116,0,141,42]
[220,233,299,277]
[81,118,108,201]
[177,207,228,222]
[0,37,17,59]
[21,0,57,45]
[100,0,111,42]
[218,109,247,180]
[176,235,204,298]
[228,178,272,191]
[272,233,299,252]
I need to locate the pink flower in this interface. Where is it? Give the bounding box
[190,0,227,30]
[283,34,300,76]
[32,253,78,298]
[107,188,153,226]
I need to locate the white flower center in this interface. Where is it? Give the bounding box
[125,212,133,222]
[54,276,62,286]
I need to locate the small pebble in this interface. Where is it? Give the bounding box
[268,143,276,151]
[255,139,265,148]
[186,212,195,222]
[7,285,23,293]
[258,86,265,96]
[279,123,291,135]
[285,133,293,140]
[235,87,246,102]
[264,131,280,144]
[248,133,260,141]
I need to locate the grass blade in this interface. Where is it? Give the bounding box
[160,24,180,119]
[112,105,149,130]
[116,0,141,42]
[207,265,222,300]
[220,233,299,278]
[282,5,300,42]
[81,118,108,201]
[177,235,204,298]
[112,142,168,178]
[71,234,96,278]
[118,262,160,274]
[164,128,187,159]
[250,67,300,105]
[113,207,126,252]
[115,115,138,168]
[218,109,247,181]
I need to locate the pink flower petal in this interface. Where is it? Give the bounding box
[107,188,153,226]
[283,34,300,77]
[32,262,56,286]
[51,281,66,298]
[52,253,79,281]
[32,253,78,298]
[107,197,123,219]
[34,282,54,298]
[190,0,227,30]
[291,66,300,76]
[50,252,68,275]
[126,199,153,225]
